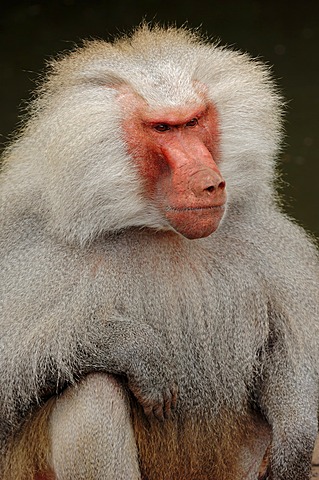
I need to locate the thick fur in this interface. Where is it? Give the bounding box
[0,25,318,479]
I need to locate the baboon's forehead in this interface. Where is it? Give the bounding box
[69,31,206,106]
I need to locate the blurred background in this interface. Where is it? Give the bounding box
[1,0,318,236]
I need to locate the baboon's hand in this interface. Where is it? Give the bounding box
[127,344,178,421]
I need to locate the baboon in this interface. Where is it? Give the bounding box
[0,25,318,480]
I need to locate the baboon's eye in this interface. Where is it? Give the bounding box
[154,124,171,132]
[186,118,198,127]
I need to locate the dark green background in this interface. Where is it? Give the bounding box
[1,0,318,236]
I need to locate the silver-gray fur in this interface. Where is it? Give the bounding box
[0,25,318,480]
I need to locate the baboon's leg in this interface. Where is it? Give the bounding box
[50,373,141,480]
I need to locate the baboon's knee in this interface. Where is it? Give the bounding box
[50,373,141,480]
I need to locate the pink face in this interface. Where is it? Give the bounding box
[120,91,227,239]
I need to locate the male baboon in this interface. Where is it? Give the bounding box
[0,25,318,480]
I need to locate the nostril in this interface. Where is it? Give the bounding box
[205,181,225,194]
